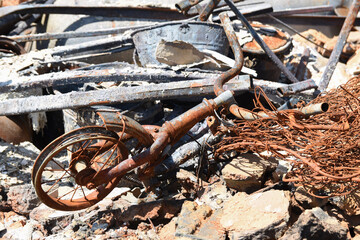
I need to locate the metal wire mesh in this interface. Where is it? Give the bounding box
[214,76,360,197]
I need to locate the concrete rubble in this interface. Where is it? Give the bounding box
[1,0,360,239]
[0,142,356,239]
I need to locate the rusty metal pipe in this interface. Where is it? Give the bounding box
[277,79,317,97]
[176,0,203,13]
[299,103,329,116]
[90,131,169,186]
[214,12,244,96]
[230,102,329,120]
[165,90,235,143]
[88,91,235,186]
[229,105,269,120]
[86,90,236,187]
[198,0,220,21]
[319,0,360,91]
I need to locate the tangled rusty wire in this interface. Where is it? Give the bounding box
[215,76,360,198]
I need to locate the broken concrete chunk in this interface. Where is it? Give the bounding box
[177,169,208,195]
[156,40,206,66]
[196,209,226,240]
[114,199,184,223]
[221,153,278,192]
[280,207,348,240]
[1,211,27,230]
[7,184,41,215]
[29,203,85,232]
[220,190,290,240]
[198,181,231,210]
[158,218,176,240]
[1,219,35,240]
[346,48,360,76]
[175,201,214,236]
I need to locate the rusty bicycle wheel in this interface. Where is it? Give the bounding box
[32,125,149,211]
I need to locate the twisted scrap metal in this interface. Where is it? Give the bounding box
[215,76,360,198]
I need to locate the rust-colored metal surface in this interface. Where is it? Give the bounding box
[32,89,236,211]
[243,23,290,53]
[0,37,26,55]
[0,37,31,144]
[224,0,299,84]
[32,127,125,211]
[31,13,242,211]
[0,115,32,144]
[198,0,220,21]
[214,12,243,96]
[32,8,350,212]
[215,77,360,198]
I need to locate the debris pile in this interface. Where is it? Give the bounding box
[215,77,360,198]
[0,0,360,239]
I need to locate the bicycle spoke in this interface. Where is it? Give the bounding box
[80,186,89,201]
[44,171,68,194]
[70,185,80,201]
[58,186,79,200]
[90,142,117,165]
[50,159,75,177]
[41,175,72,185]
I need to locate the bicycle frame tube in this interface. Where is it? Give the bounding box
[85,13,243,188]
[86,91,235,187]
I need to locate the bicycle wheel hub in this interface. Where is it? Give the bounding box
[75,168,97,186]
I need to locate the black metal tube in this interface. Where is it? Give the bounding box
[319,0,360,91]
[277,79,317,97]
[295,48,310,81]
[199,0,220,21]
[224,0,299,84]
[175,0,203,13]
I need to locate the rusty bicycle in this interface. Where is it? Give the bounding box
[30,13,249,211]
[30,10,326,211]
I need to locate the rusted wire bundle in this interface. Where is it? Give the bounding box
[214,76,360,197]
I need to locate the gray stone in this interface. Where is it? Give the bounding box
[112,198,183,223]
[0,141,40,188]
[280,207,348,240]
[32,230,45,240]
[30,203,86,235]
